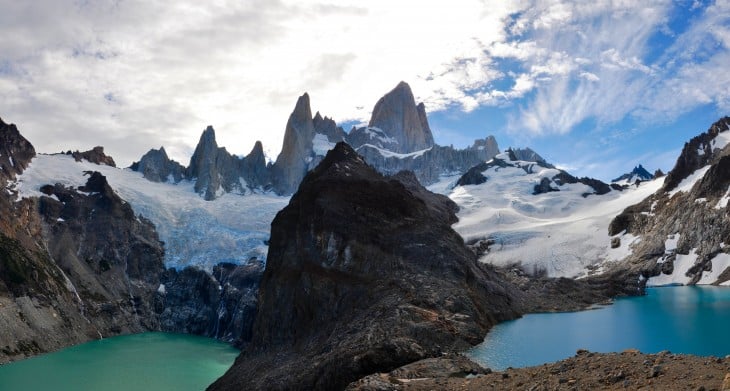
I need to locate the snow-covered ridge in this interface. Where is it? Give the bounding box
[429,152,665,278]
[15,154,290,271]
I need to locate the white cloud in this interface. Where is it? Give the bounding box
[0,0,526,165]
[0,0,728,168]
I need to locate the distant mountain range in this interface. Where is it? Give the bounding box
[131,81,500,198]
[1,79,729,390]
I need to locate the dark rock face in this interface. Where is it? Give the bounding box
[607,117,730,286]
[38,172,165,331]
[368,81,435,153]
[158,261,263,348]
[0,118,35,182]
[130,147,185,183]
[70,146,116,167]
[271,93,316,194]
[209,142,520,391]
[313,111,347,143]
[663,117,730,192]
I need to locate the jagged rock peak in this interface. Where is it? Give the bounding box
[612,164,654,183]
[131,146,185,183]
[271,93,317,194]
[663,116,730,192]
[368,81,435,153]
[0,117,36,181]
[292,93,312,123]
[504,147,551,167]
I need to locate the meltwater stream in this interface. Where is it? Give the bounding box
[468,286,730,370]
[0,332,238,390]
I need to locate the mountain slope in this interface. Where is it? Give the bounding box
[433,150,661,278]
[16,154,289,271]
[607,117,730,287]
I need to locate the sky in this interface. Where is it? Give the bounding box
[1,0,729,181]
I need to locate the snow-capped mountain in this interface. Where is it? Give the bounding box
[611,164,654,185]
[430,149,662,278]
[607,117,730,287]
[15,154,289,271]
[132,81,500,199]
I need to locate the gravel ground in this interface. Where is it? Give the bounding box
[349,350,730,391]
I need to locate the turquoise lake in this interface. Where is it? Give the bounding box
[468,286,730,370]
[0,332,238,391]
[1,287,728,389]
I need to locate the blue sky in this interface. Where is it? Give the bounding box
[0,1,728,181]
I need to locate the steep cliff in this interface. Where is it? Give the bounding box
[607,117,730,287]
[209,143,521,390]
[366,81,434,153]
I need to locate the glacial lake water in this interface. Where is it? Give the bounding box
[468,286,730,370]
[0,332,238,391]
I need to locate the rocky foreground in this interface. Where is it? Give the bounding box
[349,350,730,391]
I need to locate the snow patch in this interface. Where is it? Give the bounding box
[356,144,431,159]
[711,130,730,150]
[363,127,398,145]
[606,233,639,262]
[716,186,730,209]
[647,249,698,286]
[449,157,664,278]
[698,253,730,285]
[668,166,710,197]
[157,284,166,294]
[312,133,336,156]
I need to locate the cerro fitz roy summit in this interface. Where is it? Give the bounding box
[1,80,730,389]
[131,81,500,199]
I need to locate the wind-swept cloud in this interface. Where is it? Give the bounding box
[0,0,727,167]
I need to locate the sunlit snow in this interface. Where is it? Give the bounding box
[431,155,664,278]
[647,249,699,286]
[15,154,290,271]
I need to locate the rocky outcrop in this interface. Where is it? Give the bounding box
[607,117,730,286]
[313,111,347,143]
[367,81,434,153]
[0,118,35,182]
[37,172,165,331]
[184,126,271,200]
[508,147,550,166]
[663,117,730,192]
[69,146,116,167]
[158,261,263,348]
[209,142,521,390]
[129,147,185,183]
[187,126,239,200]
